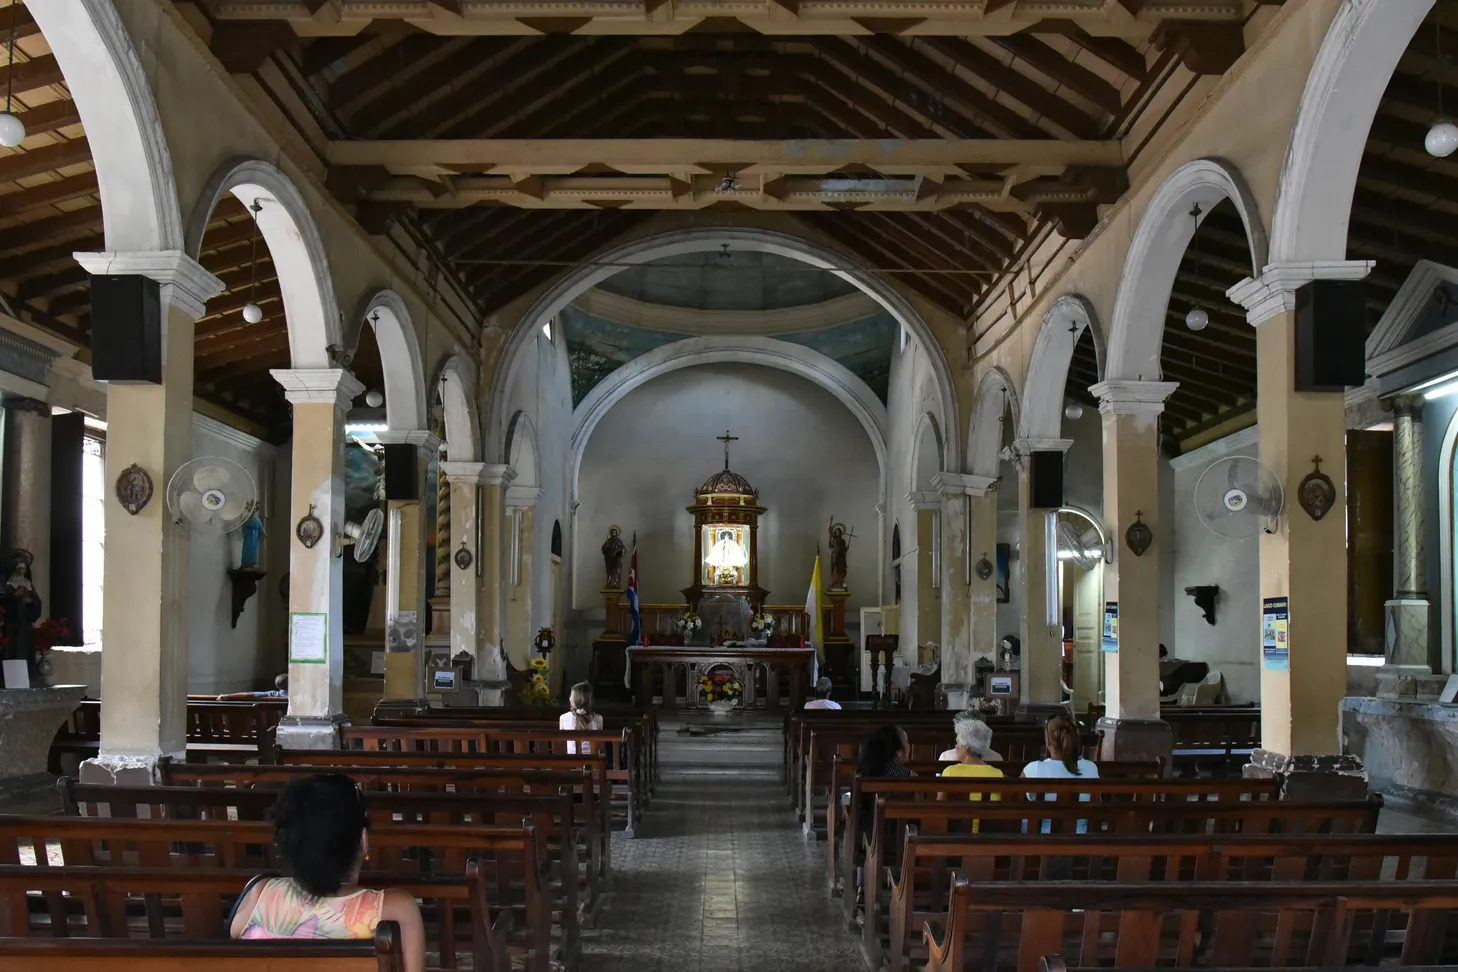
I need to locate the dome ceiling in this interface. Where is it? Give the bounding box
[594,250,859,312]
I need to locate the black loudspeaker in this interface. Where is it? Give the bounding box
[1028,450,1064,509]
[1295,280,1367,392]
[382,444,419,501]
[90,274,161,383]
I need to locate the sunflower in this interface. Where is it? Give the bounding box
[530,657,549,671]
[532,673,545,684]
[533,682,552,698]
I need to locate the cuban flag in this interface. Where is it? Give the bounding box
[627,543,642,647]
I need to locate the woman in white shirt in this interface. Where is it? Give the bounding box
[1021,713,1097,833]
[559,682,603,755]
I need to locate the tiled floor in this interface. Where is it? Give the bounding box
[579,720,860,972]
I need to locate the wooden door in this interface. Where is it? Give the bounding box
[1071,562,1103,712]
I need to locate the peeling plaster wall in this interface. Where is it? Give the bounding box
[886,333,943,657]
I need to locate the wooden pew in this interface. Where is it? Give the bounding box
[156,761,607,917]
[0,924,405,972]
[59,783,575,968]
[1159,707,1263,777]
[50,699,287,772]
[881,832,1458,972]
[340,726,642,837]
[925,880,1458,971]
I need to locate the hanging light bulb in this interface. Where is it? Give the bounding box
[1429,118,1458,157]
[1063,401,1084,422]
[1185,306,1210,331]
[242,301,264,324]
[365,388,384,408]
[0,0,24,149]
[241,199,263,324]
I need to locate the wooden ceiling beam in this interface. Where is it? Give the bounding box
[0,204,101,256]
[7,100,82,140]
[432,37,598,138]
[363,37,523,137]
[327,137,1124,172]
[801,212,972,315]
[0,172,99,219]
[17,264,88,301]
[913,36,1101,138]
[1026,22,1146,83]
[473,211,646,314]
[0,233,103,280]
[896,211,1003,273]
[481,44,639,138]
[328,34,448,109]
[990,34,1122,113]
[804,41,983,139]
[0,55,67,99]
[0,138,92,185]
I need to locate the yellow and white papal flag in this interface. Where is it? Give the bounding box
[804,555,825,681]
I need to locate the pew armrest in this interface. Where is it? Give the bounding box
[1040,959,1069,972]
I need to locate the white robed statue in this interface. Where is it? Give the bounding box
[706,528,748,585]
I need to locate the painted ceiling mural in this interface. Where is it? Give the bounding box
[563,300,896,406]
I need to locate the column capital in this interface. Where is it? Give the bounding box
[1392,394,1424,419]
[74,250,226,320]
[375,429,443,453]
[270,368,364,409]
[480,464,517,488]
[1226,261,1373,326]
[505,485,543,510]
[932,471,998,497]
[1008,437,1072,470]
[439,460,490,485]
[907,490,940,511]
[1090,379,1180,416]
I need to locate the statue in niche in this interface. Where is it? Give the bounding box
[0,550,41,681]
[602,525,626,589]
[827,519,851,591]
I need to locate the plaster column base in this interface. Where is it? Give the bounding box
[275,714,346,751]
[1242,749,1368,802]
[80,752,173,786]
[942,683,969,712]
[1094,717,1172,766]
[0,686,87,780]
[1376,666,1444,700]
[1385,598,1431,669]
[471,680,512,707]
[1014,701,1069,724]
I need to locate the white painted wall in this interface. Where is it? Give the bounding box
[185,415,291,694]
[574,361,879,638]
[1166,427,1261,702]
[884,333,945,654]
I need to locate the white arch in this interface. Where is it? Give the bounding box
[436,355,481,462]
[505,411,540,487]
[185,159,340,369]
[911,411,944,493]
[359,289,427,432]
[1105,158,1267,383]
[29,0,183,253]
[491,227,957,470]
[1271,0,1433,264]
[1019,295,1104,442]
[967,367,1020,480]
[569,335,889,497]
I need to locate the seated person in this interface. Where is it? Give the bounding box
[939,708,1004,761]
[217,673,288,701]
[940,718,1002,828]
[1021,713,1098,833]
[229,774,425,972]
[558,681,603,755]
[803,677,841,710]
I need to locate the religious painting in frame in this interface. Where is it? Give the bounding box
[995,543,1011,603]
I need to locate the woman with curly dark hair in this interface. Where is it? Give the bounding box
[228,774,425,972]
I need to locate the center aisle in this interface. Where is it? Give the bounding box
[580,716,861,972]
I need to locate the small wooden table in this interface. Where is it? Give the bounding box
[629,646,813,710]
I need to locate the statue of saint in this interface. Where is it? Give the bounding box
[0,550,41,682]
[602,525,626,589]
[828,519,850,590]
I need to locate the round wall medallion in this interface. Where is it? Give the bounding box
[1124,512,1153,557]
[454,540,473,570]
[115,463,153,516]
[1298,455,1336,522]
[974,554,994,581]
[296,505,324,549]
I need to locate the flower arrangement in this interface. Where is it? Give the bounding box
[750,613,774,636]
[698,669,743,704]
[519,655,556,705]
[675,611,702,635]
[33,617,71,654]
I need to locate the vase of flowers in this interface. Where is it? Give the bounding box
[749,612,774,644]
[519,655,555,706]
[699,667,742,715]
[676,611,702,638]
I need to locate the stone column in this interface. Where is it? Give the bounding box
[504,485,541,672]
[270,368,365,750]
[429,455,452,634]
[1,398,51,614]
[875,501,886,608]
[931,472,993,709]
[440,461,486,670]
[476,465,516,704]
[968,485,999,689]
[74,251,224,782]
[909,491,940,668]
[1013,438,1072,720]
[1229,262,1372,798]
[1091,380,1178,761]
[375,431,440,701]
[1380,394,1431,691]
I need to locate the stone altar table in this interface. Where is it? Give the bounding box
[0,685,85,796]
[629,646,813,710]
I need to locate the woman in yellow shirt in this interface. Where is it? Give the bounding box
[939,718,1003,798]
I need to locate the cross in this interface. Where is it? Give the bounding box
[716,430,738,469]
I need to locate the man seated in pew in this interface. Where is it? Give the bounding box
[559,681,603,755]
[1021,714,1097,834]
[228,773,426,972]
[216,673,288,700]
[938,709,1004,762]
[803,677,841,710]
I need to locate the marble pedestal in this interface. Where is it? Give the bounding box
[0,685,85,798]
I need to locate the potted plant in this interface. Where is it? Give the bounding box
[698,666,743,715]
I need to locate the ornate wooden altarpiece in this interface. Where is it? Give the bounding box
[682,431,768,616]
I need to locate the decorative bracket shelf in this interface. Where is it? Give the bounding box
[1183,584,1219,626]
[228,568,268,629]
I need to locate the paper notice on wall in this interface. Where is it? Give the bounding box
[1,659,28,689]
[1262,597,1289,672]
[1101,602,1119,654]
[289,612,327,664]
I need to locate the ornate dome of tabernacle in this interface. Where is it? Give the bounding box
[697,466,757,497]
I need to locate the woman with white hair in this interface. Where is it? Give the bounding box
[939,709,1003,761]
[939,716,1003,786]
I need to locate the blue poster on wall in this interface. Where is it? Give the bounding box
[1101,601,1119,654]
[1262,596,1289,671]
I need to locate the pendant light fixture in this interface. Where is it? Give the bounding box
[1184,202,1210,332]
[0,0,25,148]
[1430,19,1458,158]
[241,200,264,324]
[1063,401,1084,422]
